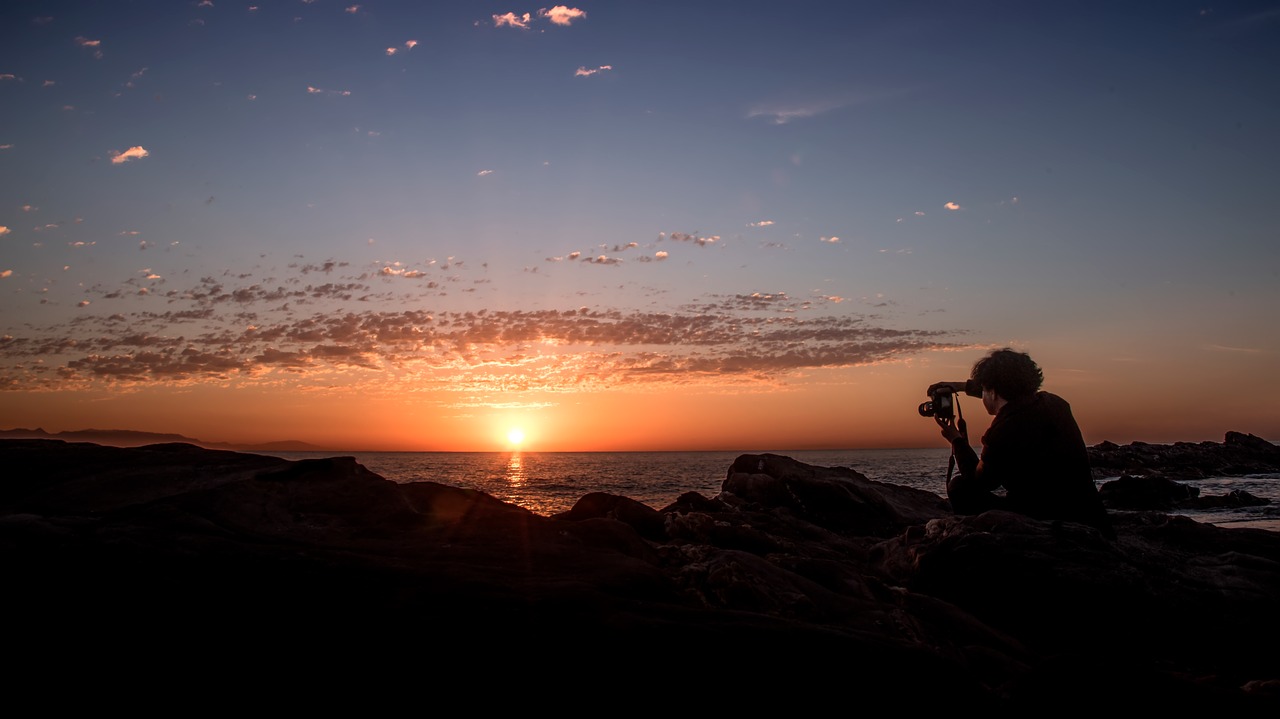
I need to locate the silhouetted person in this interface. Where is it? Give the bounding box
[934,348,1114,538]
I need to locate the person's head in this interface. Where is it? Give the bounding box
[970,348,1043,402]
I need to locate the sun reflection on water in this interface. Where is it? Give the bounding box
[505,451,526,486]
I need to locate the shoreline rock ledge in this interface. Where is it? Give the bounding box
[3,438,1278,709]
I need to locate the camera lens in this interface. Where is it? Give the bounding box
[918,401,934,417]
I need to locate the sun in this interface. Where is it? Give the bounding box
[506,427,525,446]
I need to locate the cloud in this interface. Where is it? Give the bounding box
[0,270,11,278]
[345,5,360,13]
[477,169,494,176]
[821,236,840,244]
[541,6,586,25]
[574,65,613,77]
[748,220,775,228]
[307,86,351,96]
[493,12,532,29]
[944,201,961,211]
[75,36,104,60]
[0,256,964,394]
[111,146,149,164]
[668,232,719,247]
[0,226,9,236]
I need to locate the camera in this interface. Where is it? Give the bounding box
[918,380,982,419]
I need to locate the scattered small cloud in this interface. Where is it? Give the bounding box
[111,146,150,164]
[345,5,360,13]
[541,6,586,25]
[0,270,11,278]
[944,201,962,211]
[77,300,90,307]
[306,86,351,96]
[748,220,775,228]
[0,226,9,236]
[575,65,612,77]
[821,236,840,244]
[493,7,585,30]
[75,36,104,60]
[667,232,719,247]
[477,169,494,176]
[492,12,532,29]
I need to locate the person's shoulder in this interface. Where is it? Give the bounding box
[1037,391,1072,407]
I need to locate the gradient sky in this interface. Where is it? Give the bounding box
[2,1,1278,451]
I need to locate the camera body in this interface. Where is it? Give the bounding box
[918,380,982,419]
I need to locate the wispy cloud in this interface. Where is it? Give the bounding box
[944,201,961,211]
[665,232,719,247]
[492,12,532,29]
[307,86,351,96]
[74,36,104,60]
[575,65,612,77]
[111,146,149,164]
[1,266,959,392]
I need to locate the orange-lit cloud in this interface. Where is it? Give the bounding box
[493,12,532,29]
[75,36,104,60]
[944,201,962,211]
[111,146,149,164]
[0,260,961,394]
[541,6,586,25]
[575,65,612,77]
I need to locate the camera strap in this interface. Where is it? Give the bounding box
[947,402,968,484]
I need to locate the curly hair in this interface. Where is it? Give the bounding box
[970,348,1043,400]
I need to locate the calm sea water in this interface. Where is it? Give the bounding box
[264,448,1280,531]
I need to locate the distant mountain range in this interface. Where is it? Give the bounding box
[0,427,326,453]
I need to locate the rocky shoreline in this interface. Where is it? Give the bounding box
[3,436,1278,708]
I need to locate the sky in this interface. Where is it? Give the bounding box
[1,1,1278,452]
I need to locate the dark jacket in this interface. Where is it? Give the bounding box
[949,391,1112,536]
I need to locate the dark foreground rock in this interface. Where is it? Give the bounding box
[3,440,1279,710]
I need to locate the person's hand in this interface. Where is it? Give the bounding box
[936,415,964,444]
[928,381,965,395]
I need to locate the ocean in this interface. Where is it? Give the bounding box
[264,447,1280,532]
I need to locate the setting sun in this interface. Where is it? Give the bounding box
[507,428,525,446]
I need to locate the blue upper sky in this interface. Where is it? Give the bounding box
[2,1,1278,449]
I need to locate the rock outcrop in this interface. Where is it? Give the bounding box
[1090,431,1280,480]
[1089,432,1278,513]
[3,440,1278,710]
